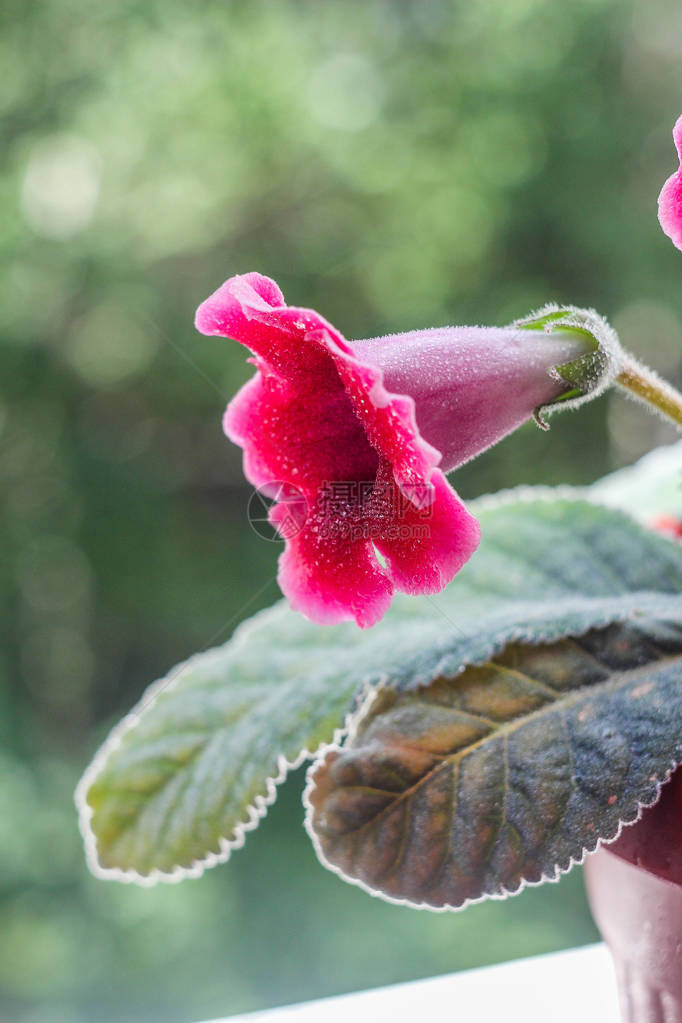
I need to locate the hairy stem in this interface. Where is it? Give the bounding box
[616,357,682,429]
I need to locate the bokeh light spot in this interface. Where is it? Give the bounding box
[16,535,92,615]
[467,112,546,188]
[22,625,94,702]
[21,135,101,240]
[307,53,384,132]
[66,305,159,388]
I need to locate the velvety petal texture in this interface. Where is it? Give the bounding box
[658,114,682,251]
[196,273,482,627]
[196,273,590,628]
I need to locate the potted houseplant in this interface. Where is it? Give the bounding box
[76,118,682,1019]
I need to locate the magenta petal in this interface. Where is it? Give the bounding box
[195,273,285,341]
[276,513,393,628]
[372,464,481,594]
[223,374,282,492]
[329,348,440,509]
[225,360,379,494]
[673,114,682,163]
[197,274,348,383]
[196,273,440,505]
[658,172,682,251]
[658,114,682,252]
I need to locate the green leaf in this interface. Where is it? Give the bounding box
[306,616,682,909]
[77,495,682,883]
[77,603,363,881]
[590,440,682,524]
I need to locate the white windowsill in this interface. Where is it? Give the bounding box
[200,942,619,1023]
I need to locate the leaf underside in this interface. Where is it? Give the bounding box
[306,617,682,909]
[77,495,682,883]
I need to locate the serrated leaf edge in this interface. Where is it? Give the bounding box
[75,485,682,887]
[302,637,682,913]
[75,602,355,886]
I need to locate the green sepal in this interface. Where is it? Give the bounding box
[514,303,623,425]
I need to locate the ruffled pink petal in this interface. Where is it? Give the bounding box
[329,347,440,509]
[658,115,682,251]
[195,273,287,361]
[673,115,682,162]
[223,366,377,493]
[196,273,440,506]
[370,462,481,594]
[223,374,282,492]
[196,274,347,386]
[196,272,481,627]
[275,507,393,628]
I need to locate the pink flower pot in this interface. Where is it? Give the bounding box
[584,767,682,1023]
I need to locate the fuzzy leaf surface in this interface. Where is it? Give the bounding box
[78,496,682,881]
[307,617,682,908]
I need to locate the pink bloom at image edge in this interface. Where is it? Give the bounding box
[658,114,682,250]
[653,514,682,540]
[195,274,585,628]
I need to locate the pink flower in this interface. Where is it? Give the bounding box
[658,114,682,251]
[653,514,682,540]
[195,274,589,627]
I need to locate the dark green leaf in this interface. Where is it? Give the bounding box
[306,617,682,908]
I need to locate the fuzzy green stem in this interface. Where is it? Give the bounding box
[616,357,682,429]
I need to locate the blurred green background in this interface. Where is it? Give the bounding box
[2,0,682,1019]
